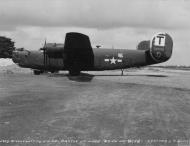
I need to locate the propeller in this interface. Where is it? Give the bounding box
[40,38,48,67]
[40,38,47,50]
[44,38,47,48]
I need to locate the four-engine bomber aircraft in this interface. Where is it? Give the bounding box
[11,32,173,75]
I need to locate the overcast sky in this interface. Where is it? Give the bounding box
[0,0,190,66]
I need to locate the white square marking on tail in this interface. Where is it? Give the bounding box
[154,35,166,47]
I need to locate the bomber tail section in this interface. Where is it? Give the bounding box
[149,33,173,63]
[138,33,173,65]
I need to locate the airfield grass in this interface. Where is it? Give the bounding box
[0,71,190,146]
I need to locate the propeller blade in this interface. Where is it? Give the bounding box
[44,38,47,48]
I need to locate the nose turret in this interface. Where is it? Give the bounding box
[12,51,21,64]
[12,49,29,66]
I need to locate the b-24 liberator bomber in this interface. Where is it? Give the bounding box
[1,32,173,75]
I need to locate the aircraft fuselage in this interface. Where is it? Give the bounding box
[12,48,147,71]
[11,32,173,75]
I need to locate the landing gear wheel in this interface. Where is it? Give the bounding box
[33,70,43,75]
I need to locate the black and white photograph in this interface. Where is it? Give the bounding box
[0,0,190,146]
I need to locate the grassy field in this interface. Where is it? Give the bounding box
[0,69,190,146]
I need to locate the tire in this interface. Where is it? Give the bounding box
[33,70,43,75]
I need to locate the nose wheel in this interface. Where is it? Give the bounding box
[33,70,44,75]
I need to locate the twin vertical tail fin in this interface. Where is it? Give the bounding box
[149,33,173,63]
[138,33,173,64]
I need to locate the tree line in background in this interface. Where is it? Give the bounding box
[0,36,15,58]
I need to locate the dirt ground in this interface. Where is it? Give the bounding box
[0,68,190,146]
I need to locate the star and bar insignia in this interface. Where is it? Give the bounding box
[104,53,123,64]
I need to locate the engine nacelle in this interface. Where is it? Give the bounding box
[40,43,64,58]
[149,33,173,62]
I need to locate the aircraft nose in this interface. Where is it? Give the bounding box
[12,51,21,63]
[12,50,29,66]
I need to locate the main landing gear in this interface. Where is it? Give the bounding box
[33,70,44,75]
